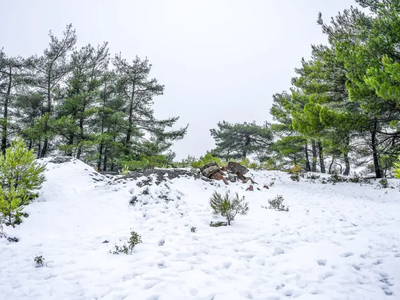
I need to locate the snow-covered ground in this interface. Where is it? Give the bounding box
[1,159,400,300]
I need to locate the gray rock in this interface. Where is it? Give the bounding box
[49,156,74,164]
[200,162,218,173]
[227,162,249,175]
[228,174,237,182]
[201,166,220,178]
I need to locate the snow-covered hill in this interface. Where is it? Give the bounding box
[1,159,400,300]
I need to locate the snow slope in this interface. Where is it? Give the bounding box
[1,159,400,300]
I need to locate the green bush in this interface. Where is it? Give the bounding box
[110,229,142,255]
[121,155,168,171]
[34,253,45,267]
[394,155,400,179]
[191,154,222,168]
[0,137,46,227]
[379,178,388,188]
[264,195,289,212]
[209,191,249,225]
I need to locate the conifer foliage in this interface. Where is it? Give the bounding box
[0,24,187,171]
[209,191,249,226]
[0,137,45,226]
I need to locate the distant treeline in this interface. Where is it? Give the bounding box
[0,24,187,171]
[209,0,400,178]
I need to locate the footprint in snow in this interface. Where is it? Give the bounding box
[340,252,354,258]
[317,259,327,266]
[373,259,383,265]
[320,271,335,280]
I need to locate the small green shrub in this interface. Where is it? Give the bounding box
[290,174,300,182]
[127,230,142,252]
[379,179,388,188]
[209,191,249,225]
[119,165,130,175]
[110,230,142,255]
[394,155,400,179]
[307,174,320,182]
[264,195,289,212]
[120,155,168,171]
[349,173,360,183]
[192,154,222,168]
[329,173,346,184]
[209,221,228,227]
[0,137,46,227]
[34,253,45,267]
[109,244,129,255]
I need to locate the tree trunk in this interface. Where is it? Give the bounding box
[371,119,382,178]
[103,146,108,171]
[40,79,52,158]
[242,134,250,158]
[311,140,317,172]
[125,83,135,153]
[318,141,325,173]
[329,155,335,174]
[37,138,42,159]
[76,117,84,159]
[343,152,350,175]
[2,67,12,155]
[304,142,311,171]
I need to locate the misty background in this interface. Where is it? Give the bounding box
[0,0,358,159]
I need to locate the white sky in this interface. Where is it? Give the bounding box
[0,0,358,160]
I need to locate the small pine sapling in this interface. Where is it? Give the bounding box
[264,195,289,212]
[209,191,249,225]
[34,253,45,267]
[128,230,142,253]
[0,137,46,226]
[379,179,388,188]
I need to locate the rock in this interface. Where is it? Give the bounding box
[201,166,220,178]
[201,176,213,182]
[211,172,229,185]
[228,174,237,182]
[129,196,138,205]
[220,166,227,172]
[7,237,19,243]
[227,162,249,175]
[200,162,218,173]
[49,156,73,164]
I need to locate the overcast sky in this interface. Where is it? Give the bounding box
[0,0,358,160]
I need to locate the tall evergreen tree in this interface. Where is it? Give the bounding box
[0,51,25,154]
[210,121,273,159]
[113,55,187,160]
[28,24,77,157]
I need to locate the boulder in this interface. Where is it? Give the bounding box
[227,162,249,175]
[228,174,237,182]
[201,166,220,177]
[211,172,229,185]
[200,162,218,173]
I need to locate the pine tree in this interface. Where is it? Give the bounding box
[210,121,273,159]
[27,24,77,157]
[57,42,109,159]
[0,51,26,155]
[113,55,187,161]
[0,137,45,226]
